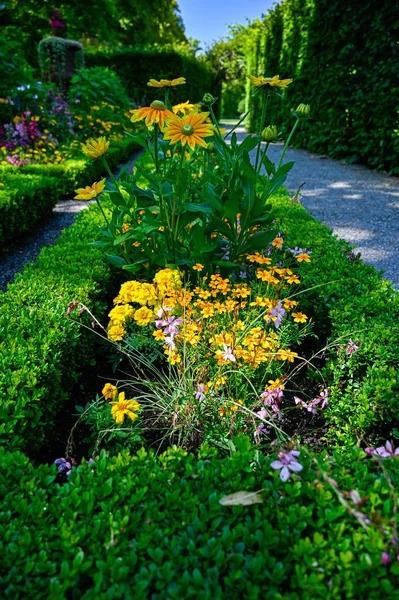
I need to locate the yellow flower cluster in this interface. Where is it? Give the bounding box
[108,261,306,371]
[107,268,183,341]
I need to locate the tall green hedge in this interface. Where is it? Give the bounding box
[86,48,219,108]
[245,0,399,173]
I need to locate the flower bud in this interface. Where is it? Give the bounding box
[205,142,215,153]
[293,103,310,118]
[261,125,278,142]
[202,92,217,106]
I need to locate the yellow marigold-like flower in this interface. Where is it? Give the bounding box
[247,74,293,89]
[267,378,285,391]
[81,136,109,159]
[147,77,186,88]
[74,178,106,200]
[292,312,308,323]
[173,100,198,115]
[102,383,118,400]
[134,306,155,326]
[296,253,311,263]
[110,392,140,424]
[108,323,126,341]
[192,263,204,272]
[163,112,214,150]
[130,100,174,129]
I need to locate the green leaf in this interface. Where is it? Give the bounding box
[124,131,148,149]
[106,254,127,268]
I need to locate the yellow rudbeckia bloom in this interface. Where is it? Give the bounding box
[81,136,109,159]
[130,100,175,129]
[172,100,199,115]
[110,392,141,424]
[74,178,106,200]
[247,74,293,89]
[163,112,214,150]
[147,77,186,88]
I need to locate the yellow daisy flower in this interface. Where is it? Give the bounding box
[147,77,186,88]
[173,100,198,115]
[74,178,106,200]
[130,100,174,129]
[247,74,293,89]
[81,136,109,159]
[110,392,141,424]
[163,112,214,150]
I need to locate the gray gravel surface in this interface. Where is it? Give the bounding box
[0,151,141,293]
[225,122,399,289]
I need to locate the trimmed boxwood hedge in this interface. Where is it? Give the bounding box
[0,440,398,599]
[273,192,399,448]
[0,172,64,243]
[0,137,140,455]
[0,137,139,245]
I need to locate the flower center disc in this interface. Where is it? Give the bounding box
[182,124,194,136]
[150,100,166,110]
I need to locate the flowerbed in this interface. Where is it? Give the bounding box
[1,72,399,598]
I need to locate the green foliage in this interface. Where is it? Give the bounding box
[3,0,186,68]
[0,173,62,243]
[69,67,130,111]
[0,138,139,455]
[86,48,218,108]
[272,192,399,447]
[0,442,398,598]
[226,0,399,173]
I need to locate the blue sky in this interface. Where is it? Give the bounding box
[178,0,277,50]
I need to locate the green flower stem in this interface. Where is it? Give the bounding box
[172,148,186,247]
[95,195,110,228]
[254,89,268,175]
[257,142,270,177]
[223,108,253,140]
[153,124,159,173]
[277,118,300,170]
[101,156,126,205]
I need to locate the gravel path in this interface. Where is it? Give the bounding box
[224,122,399,289]
[0,151,141,293]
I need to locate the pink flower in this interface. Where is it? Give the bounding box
[222,344,236,362]
[346,339,360,356]
[271,450,303,481]
[381,552,391,565]
[367,440,399,458]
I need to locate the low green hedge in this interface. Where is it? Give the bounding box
[0,138,139,245]
[0,440,398,599]
[0,173,63,242]
[0,198,116,455]
[273,193,399,448]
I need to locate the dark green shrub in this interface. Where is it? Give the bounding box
[86,48,219,109]
[69,66,130,110]
[0,441,398,599]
